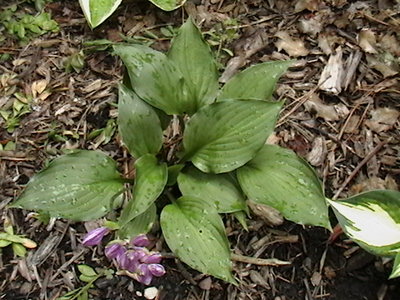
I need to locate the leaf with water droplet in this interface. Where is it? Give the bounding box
[118,154,167,227]
[237,145,330,229]
[160,196,236,284]
[118,85,163,158]
[113,44,192,115]
[218,60,293,101]
[168,18,218,113]
[10,151,124,221]
[328,190,400,257]
[178,166,247,213]
[183,100,282,173]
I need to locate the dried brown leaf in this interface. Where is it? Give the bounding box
[247,199,284,226]
[306,137,326,166]
[365,107,399,132]
[304,93,339,121]
[275,31,309,57]
[295,0,321,12]
[358,29,378,54]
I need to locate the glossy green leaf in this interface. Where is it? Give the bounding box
[328,190,400,256]
[11,151,124,221]
[118,204,157,239]
[118,85,163,158]
[237,144,330,229]
[114,44,190,115]
[119,154,167,227]
[168,18,219,112]
[148,0,186,11]
[390,253,400,279]
[160,196,236,283]
[79,0,122,28]
[178,166,246,213]
[218,61,293,101]
[78,265,97,277]
[167,164,185,186]
[183,100,283,173]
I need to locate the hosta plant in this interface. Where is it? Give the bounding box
[11,18,400,283]
[79,0,185,28]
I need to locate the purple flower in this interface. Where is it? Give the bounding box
[142,253,162,264]
[131,234,150,247]
[105,243,126,260]
[148,264,166,277]
[82,227,110,246]
[136,264,153,285]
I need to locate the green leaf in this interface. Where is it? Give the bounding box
[79,0,122,28]
[237,144,330,229]
[118,85,163,158]
[118,204,157,239]
[118,154,167,227]
[233,211,248,231]
[78,265,97,277]
[218,61,293,101]
[113,44,190,115]
[168,18,219,112]
[167,164,185,186]
[148,0,186,11]
[79,275,96,283]
[390,253,400,279]
[183,100,283,173]
[10,151,124,221]
[12,243,27,257]
[178,166,246,213]
[0,240,12,247]
[328,190,400,256]
[160,196,236,283]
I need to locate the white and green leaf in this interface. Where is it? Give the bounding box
[183,99,283,173]
[10,151,124,221]
[118,154,167,227]
[118,85,163,158]
[328,190,400,256]
[218,61,293,101]
[160,196,236,284]
[114,44,190,115]
[390,253,400,279]
[168,18,219,113]
[148,0,186,11]
[79,0,122,28]
[178,166,247,213]
[237,144,331,229]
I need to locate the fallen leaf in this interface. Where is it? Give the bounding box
[358,29,378,54]
[247,199,284,226]
[365,107,399,132]
[31,80,48,98]
[379,33,400,56]
[304,93,339,121]
[295,0,321,12]
[306,137,326,166]
[275,31,309,57]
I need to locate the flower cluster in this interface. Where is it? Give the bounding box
[82,228,165,285]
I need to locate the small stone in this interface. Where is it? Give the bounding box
[199,277,212,290]
[144,287,158,299]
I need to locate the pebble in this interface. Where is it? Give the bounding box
[144,287,158,299]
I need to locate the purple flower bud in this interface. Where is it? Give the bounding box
[82,227,110,246]
[136,264,153,285]
[148,264,166,277]
[105,243,126,260]
[142,253,162,264]
[133,247,148,262]
[131,234,150,247]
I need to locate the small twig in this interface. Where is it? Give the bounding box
[231,254,291,266]
[332,139,388,200]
